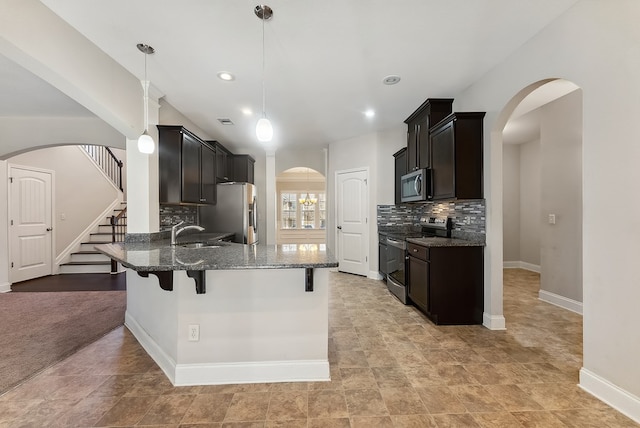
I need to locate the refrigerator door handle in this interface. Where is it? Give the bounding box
[252,196,258,233]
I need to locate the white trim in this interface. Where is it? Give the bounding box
[125,311,178,384]
[539,290,583,315]
[368,270,383,280]
[0,282,11,293]
[54,197,122,272]
[125,310,330,386]
[503,260,541,273]
[580,368,640,424]
[483,312,506,330]
[175,360,330,386]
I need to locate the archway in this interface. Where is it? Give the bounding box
[487,78,583,329]
[275,167,326,245]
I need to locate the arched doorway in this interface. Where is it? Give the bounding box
[488,78,583,329]
[275,167,326,245]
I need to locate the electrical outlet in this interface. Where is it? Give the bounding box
[548,214,556,225]
[188,324,199,342]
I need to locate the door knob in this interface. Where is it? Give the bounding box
[337,226,342,230]
[46,227,53,231]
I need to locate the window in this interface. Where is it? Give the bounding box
[280,191,326,229]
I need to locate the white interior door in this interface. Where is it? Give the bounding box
[336,169,368,276]
[9,166,53,283]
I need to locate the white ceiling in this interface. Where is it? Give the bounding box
[5,0,579,152]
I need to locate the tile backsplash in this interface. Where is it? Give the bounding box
[377,199,485,237]
[159,205,197,230]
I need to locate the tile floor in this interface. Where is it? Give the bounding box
[1,269,637,427]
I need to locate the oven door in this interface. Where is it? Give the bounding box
[386,237,408,304]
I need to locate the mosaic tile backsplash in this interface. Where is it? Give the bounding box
[377,199,485,239]
[159,205,198,231]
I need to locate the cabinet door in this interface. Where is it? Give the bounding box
[200,144,216,204]
[215,145,228,182]
[393,148,407,204]
[407,125,418,172]
[158,127,182,204]
[181,133,201,204]
[430,120,455,200]
[378,242,387,278]
[417,116,430,169]
[408,255,429,314]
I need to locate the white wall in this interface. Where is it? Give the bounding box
[454,0,640,415]
[9,146,120,255]
[502,144,520,262]
[540,90,583,302]
[520,139,541,267]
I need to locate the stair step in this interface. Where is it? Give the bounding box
[70,251,111,263]
[59,262,112,274]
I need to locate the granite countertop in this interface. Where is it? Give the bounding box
[95,238,338,272]
[406,236,485,247]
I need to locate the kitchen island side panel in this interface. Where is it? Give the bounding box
[124,267,330,386]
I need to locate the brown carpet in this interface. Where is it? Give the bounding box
[0,290,126,395]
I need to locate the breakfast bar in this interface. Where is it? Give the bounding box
[96,237,338,387]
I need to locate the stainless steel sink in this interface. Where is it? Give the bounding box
[180,242,221,249]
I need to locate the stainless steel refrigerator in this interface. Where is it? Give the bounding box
[199,182,258,244]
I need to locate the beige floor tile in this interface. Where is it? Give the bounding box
[266,391,308,421]
[224,392,271,422]
[379,387,427,415]
[471,411,526,428]
[307,389,348,419]
[344,388,389,416]
[431,412,482,427]
[180,392,234,424]
[390,414,439,428]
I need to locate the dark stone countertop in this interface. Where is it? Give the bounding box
[406,236,485,247]
[94,238,338,272]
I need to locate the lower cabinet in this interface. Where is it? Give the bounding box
[407,243,483,325]
[378,234,388,280]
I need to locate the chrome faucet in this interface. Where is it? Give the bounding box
[171,221,205,245]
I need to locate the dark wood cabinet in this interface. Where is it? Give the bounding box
[404,98,453,172]
[393,148,407,204]
[429,112,485,200]
[158,125,216,205]
[407,242,483,325]
[233,154,255,183]
[210,141,233,183]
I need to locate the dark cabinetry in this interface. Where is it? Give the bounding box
[404,99,453,172]
[429,112,485,200]
[393,148,407,204]
[407,242,483,325]
[233,154,255,184]
[158,125,216,205]
[211,141,233,183]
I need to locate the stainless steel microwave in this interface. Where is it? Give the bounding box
[400,168,430,202]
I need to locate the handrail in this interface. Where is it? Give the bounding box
[110,206,127,272]
[80,145,124,192]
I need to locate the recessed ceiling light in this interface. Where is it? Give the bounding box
[365,109,375,118]
[382,75,401,85]
[217,71,235,81]
[218,118,234,125]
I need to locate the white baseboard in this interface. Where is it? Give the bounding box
[503,260,540,273]
[175,360,330,386]
[368,270,383,280]
[125,311,178,384]
[0,282,11,293]
[483,312,506,330]
[125,311,330,387]
[580,368,640,424]
[539,290,583,315]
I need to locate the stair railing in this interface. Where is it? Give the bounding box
[81,145,124,192]
[110,207,127,273]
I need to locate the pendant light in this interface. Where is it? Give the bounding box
[137,43,155,154]
[255,5,273,142]
[298,168,318,206]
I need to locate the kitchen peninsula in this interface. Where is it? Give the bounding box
[96,236,337,386]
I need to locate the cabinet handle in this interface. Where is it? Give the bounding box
[413,249,418,252]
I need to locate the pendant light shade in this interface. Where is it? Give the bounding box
[255,5,273,143]
[137,43,155,154]
[256,117,273,142]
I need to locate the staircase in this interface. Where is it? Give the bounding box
[58,203,126,274]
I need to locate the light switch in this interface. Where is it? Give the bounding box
[548,214,556,225]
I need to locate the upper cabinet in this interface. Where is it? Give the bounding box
[233,154,255,184]
[158,125,217,205]
[404,99,453,172]
[429,112,485,200]
[211,141,233,183]
[393,148,407,204]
